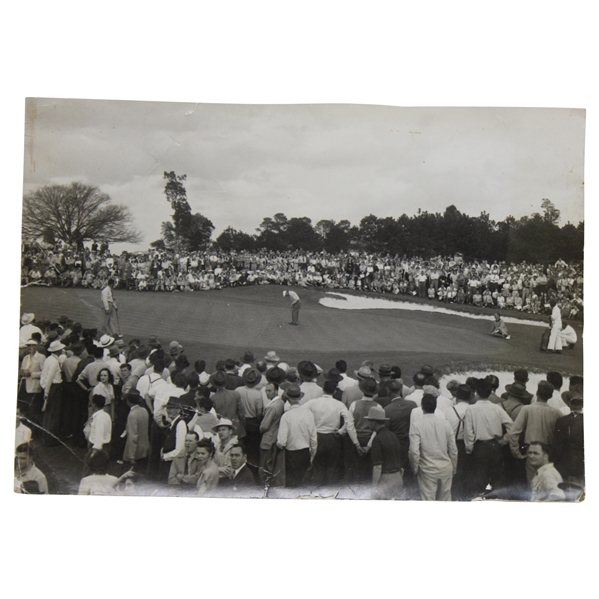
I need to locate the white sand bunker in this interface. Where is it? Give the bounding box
[320,292,545,328]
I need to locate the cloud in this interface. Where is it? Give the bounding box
[24,100,585,252]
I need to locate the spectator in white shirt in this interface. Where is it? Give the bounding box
[82,394,113,475]
[15,443,48,494]
[19,338,45,424]
[15,413,32,449]
[78,450,134,495]
[335,360,357,392]
[302,380,361,487]
[409,394,458,501]
[405,372,427,407]
[277,385,317,488]
[39,340,65,446]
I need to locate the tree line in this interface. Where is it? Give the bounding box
[214,201,583,265]
[22,174,583,264]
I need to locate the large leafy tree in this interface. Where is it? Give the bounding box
[216,226,256,251]
[22,182,142,247]
[161,171,214,251]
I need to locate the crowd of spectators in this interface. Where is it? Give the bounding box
[21,241,583,318]
[16,311,584,500]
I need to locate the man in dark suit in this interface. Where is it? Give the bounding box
[224,358,244,390]
[553,386,584,487]
[219,444,259,494]
[210,371,246,440]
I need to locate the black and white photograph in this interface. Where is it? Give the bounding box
[2,2,596,598]
[15,99,584,502]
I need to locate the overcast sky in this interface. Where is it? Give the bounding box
[23,99,585,253]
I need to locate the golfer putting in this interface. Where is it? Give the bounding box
[283,289,301,325]
[490,312,510,340]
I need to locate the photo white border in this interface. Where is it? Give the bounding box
[1,1,596,598]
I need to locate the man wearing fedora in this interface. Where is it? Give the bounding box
[364,405,404,499]
[259,382,286,488]
[297,360,323,403]
[277,384,317,489]
[553,385,584,487]
[238,350,255,377]
[282,289,301,325]
[212,418,239,478]
[501,382,532,420]
[384,379,416,476]
[409,394,457,501]
[19,338,46,425]
[19,313,44,358]
[345,377,379,484]
[100,278,119,337]
[500,369,531,400]
[302,379,361,487]
[500,380,532,490]
[323,367,344,401]
[40,340,66,446]
[237,368,264,466]
[375,363,395,408]
[341,365,371,408]
[263,350,281,368]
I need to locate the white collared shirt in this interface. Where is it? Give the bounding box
[87,409,112,450]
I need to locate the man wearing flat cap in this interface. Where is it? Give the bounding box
[277,384,317,488]
[364,405,403,499]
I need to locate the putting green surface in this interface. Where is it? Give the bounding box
[21,285,583,377]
